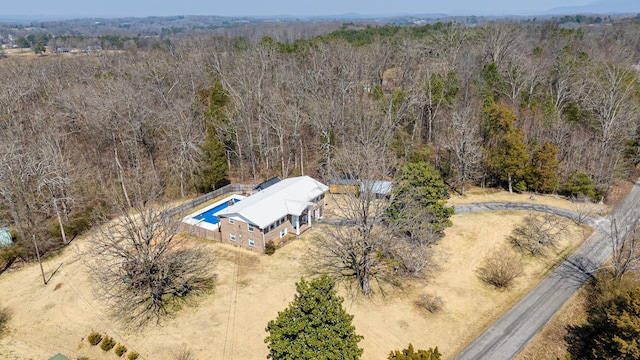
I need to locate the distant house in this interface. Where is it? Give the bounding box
[216,176,328,252]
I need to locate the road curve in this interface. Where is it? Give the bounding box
[453,202,605,227]
[454,181,640,360]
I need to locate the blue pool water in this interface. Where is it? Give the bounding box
[193,198,241,225]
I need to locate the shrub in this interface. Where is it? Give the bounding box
[127,352,140,360]
[477,247,523,289]
[514,180,527,193]
[0,304,10,338]
[562,172,599,201]
[114,344,127,357]
[388,343,441,359]
[264,240,276,255]
[87,331,103,346]
[173,345,195,360]
[415,293,443,314]
[0,245,21,272]
[100,335,116,351]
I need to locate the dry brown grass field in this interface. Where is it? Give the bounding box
[0,188,604,360]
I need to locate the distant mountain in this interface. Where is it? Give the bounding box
[544,0,640,15]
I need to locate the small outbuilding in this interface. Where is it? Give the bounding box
[329,178,358,195]
[0,228,12,248]
[361,180,393,198]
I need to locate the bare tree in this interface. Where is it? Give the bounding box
[84,187,214,326]
[570,196,600,226]
[607,219,640,280]
[442,106,482,195]
[575,58,638,189]
[308,112,398,296]
[509,213,569,256]
[37,128,74,245]
[480,22,525,67]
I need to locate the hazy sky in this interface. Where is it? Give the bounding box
[3,0,597,18]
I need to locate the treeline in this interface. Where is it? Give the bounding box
[1,19,640,262]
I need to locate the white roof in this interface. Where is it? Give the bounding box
[361,180,393,195]
[216,176,328,229]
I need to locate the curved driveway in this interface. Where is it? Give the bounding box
[453,202,605,227]
[453,181,640,360]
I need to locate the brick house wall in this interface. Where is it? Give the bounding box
[217,200,325,252]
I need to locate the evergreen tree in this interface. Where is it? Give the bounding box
[480,62,504,103]
[265,275,363,360]
[196,126,229,193]
[196,81,231,192]
[34,42,46,55]
[563,172,598,200]
[570,284,640,359]
[530,141,559,193]
[201,81,230,123]
[388,344,441,360]
[388,161,454,241]
[482,103,530,193]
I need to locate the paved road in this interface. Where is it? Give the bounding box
[320,202,606,227]
[453,202,605,227]
[454,181,640,360]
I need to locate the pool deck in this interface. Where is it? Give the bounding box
[181,194,246,231]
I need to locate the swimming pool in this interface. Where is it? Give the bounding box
[193,198,241,224]
[182,194,246,230]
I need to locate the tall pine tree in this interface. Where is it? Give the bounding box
[530,141,559,193]
[196,81,230,192]
[482,103,529,193]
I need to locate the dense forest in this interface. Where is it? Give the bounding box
[1,17,640,263]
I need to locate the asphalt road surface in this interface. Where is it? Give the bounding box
[454,181,640,360]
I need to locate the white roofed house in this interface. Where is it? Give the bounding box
[216,176,328,252]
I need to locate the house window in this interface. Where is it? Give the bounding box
[248,223,254,232]
[230,233,236,241]
[248,238,255,247]
[229,218,234,224]
[280,228,287,238]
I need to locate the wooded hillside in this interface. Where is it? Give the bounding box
[1,18,640,261]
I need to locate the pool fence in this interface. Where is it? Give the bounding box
[167,183,255,218]
[171,183,255,240]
